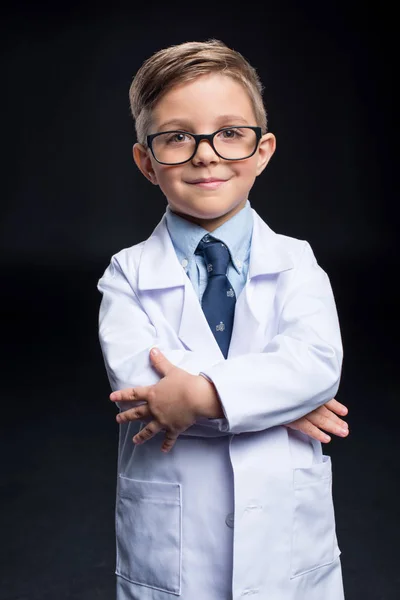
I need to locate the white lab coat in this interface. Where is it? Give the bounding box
[97,208,345,600]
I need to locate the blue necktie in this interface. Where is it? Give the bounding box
[196,236,236,358]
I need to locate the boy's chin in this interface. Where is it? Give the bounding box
[170,204,245,230]
[169,200,246,223]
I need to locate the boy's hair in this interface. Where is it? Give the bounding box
[129,39,267,145]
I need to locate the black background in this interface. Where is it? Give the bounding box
[1,1,397,599]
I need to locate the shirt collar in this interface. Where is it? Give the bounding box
[165,200,253,273]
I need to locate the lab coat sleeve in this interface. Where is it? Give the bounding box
[97,256,224,415]
[201,241,343,433]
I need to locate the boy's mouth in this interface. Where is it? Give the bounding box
[186,177,229,189]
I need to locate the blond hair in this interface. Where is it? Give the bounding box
[129,39,267,145]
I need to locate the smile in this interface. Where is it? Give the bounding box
[186,178,229,190]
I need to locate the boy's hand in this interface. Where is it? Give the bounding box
[110,348,223,453]
[284,399,349,443]
[110,348,349,451]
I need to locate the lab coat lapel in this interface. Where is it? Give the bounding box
[138,215,224,361]
[179,278,224,360]
[229,211,294,356]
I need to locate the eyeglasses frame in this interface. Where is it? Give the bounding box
[146,126,263,165]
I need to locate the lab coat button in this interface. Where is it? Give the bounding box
[225,513,234,528]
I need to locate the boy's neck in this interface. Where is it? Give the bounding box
[172,213,224,232]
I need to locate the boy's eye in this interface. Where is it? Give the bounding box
[218,128,243,140]
[164,132,192,144]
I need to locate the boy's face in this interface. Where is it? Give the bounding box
[133,73,276,231]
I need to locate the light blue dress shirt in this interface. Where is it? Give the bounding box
[165,201,253,302]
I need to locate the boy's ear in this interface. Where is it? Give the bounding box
[133,143,158,185]
[256,133,276,176]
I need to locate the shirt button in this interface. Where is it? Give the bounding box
[181,258,188,268]
[236,259,242,269]
[225,513,234,528]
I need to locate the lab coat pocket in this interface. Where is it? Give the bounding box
[290,455,340,578]
[116,476,182,594]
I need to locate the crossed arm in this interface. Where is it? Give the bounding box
[100,247,349,453]
[111,347,349,453]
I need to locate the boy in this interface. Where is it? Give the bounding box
[97,40,348,600]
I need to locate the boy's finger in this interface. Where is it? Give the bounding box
[133,420,163,444]
[110,388,135,402]
[287,418,331,443]
[308,411,349,437]
[149,347,174,377]
[325,398,348,415]
[161,432,179,453]
[306,422,332,443]
[116,404,151,423]
[315,405,349,428]
[110,386,151,402]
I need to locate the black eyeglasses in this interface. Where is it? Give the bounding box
[146,126,262,165]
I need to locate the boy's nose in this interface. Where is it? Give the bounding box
[191,139,220,165]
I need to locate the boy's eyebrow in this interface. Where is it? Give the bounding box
[156,115,251,132]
